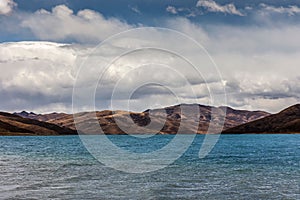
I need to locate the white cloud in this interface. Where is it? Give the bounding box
[166,6,177,14]
[0,0,16,15]
[21,5,133,43]
[259,3,300,16]
[0,42,77,94]
[166,6,202,18]
[196,0,244,16]
[129,5,141,14]
[201,25,300,112]
[165,17,209,43]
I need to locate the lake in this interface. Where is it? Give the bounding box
[0,134,299,199]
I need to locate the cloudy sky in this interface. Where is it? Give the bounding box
[0,0,299,113]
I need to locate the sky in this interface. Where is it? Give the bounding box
[0,0,299,113]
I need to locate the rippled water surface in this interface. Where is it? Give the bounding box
[0,134,299,199]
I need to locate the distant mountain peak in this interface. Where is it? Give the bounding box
[14,111,37,118]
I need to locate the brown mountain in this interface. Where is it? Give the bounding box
[222,104,300,134]
[0,112,77,136]
[14,111,69,122]
[14,104,269,134]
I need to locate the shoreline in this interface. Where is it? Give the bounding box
[1,132,299,136]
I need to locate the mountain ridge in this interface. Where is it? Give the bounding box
[12,104,270,135]
[222,104,300,133]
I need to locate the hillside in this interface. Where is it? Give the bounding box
[0,112,77,135]
[222,104,300,133]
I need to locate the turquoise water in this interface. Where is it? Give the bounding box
[0,135,299,199]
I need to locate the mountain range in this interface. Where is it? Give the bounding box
[13,104,269,135]
[0,104,299,135]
